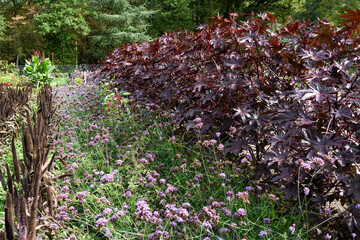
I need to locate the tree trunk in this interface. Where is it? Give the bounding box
[75,40,78,70]
[16,54,20,71]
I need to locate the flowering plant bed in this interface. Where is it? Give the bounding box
[98,10,360,238]
[1,9,360,240]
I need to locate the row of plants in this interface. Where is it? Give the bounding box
[0,9,359,240]
[97,11,360,238]
[0,82,59,240]
[0,82,32,233]
[44,75,315,239]
[0,84,33,162]
[0,61,85,239]
[0,65,353,239]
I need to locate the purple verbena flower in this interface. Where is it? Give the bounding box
[235,208,246,218]
[103,208,113,216]
[325,233,332,239]
[96,217,109,228]
[304,187,310,196]
[219,228,230,233]
[258,230,267,237]
[289,224,295,235]
[217,144,224,151]
[101,174,114,183]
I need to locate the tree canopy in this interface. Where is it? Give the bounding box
[0,0,358,65]
[0,14,5,36]
[89,0,154,59]
[34,0,90,64]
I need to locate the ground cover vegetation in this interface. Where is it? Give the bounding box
[1,72,309,239]
[0,62,26,86]
[0,7,359,240]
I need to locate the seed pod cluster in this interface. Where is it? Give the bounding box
[0,86,58,240]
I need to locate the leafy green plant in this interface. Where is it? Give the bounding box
[0,61,16,74]
[98,78,131,116]
[23,50,55,87]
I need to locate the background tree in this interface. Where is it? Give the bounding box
[145,0,293,37]
[293,0,323,22]
[0,2,43,65]
[0,13,7,60]
[245,0,293,23]
[146,0,195,37]
[319,0,360,25]
[34,0,90,65]
[292,0,359,25]
[0,14,5,36]
[89,0,154,59]
[0,0,357,65]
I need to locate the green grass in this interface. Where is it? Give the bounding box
[48,79,311,240]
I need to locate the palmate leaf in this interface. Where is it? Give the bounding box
[303,133,347,158]
[299,83,336,102]
[224,139,250,155]
[314,24,334,46]
[300,49,329,62]
[266,146,291,166]
[331,106,352,119]
[342,203,360,233]
[338,8,360,27]
[266,12,276,27]
[223,52,243,70]
[282,21,300,34]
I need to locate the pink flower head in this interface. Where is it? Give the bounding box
[101,174,114,183]
[195,122,203,129]
[304,187,310,196]
[194,118,202,123]
[236,208,247,217]
[313,157,325,167]
[209,139,217,146]
[289,224,295,235]
[325,233,332,239]
[229,126,236,134]
[217,144,224,151]
[258,231,267,237]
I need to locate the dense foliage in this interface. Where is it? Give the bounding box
[1,3,360,239]
[0,14,5,37]
[292,0,360,25]
[23,50,56,86]
[1,0,358,65]
[98,12,360,237]
[89,0,154,59]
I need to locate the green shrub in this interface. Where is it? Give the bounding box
[0,61,16,74]
[23,50,55,87]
